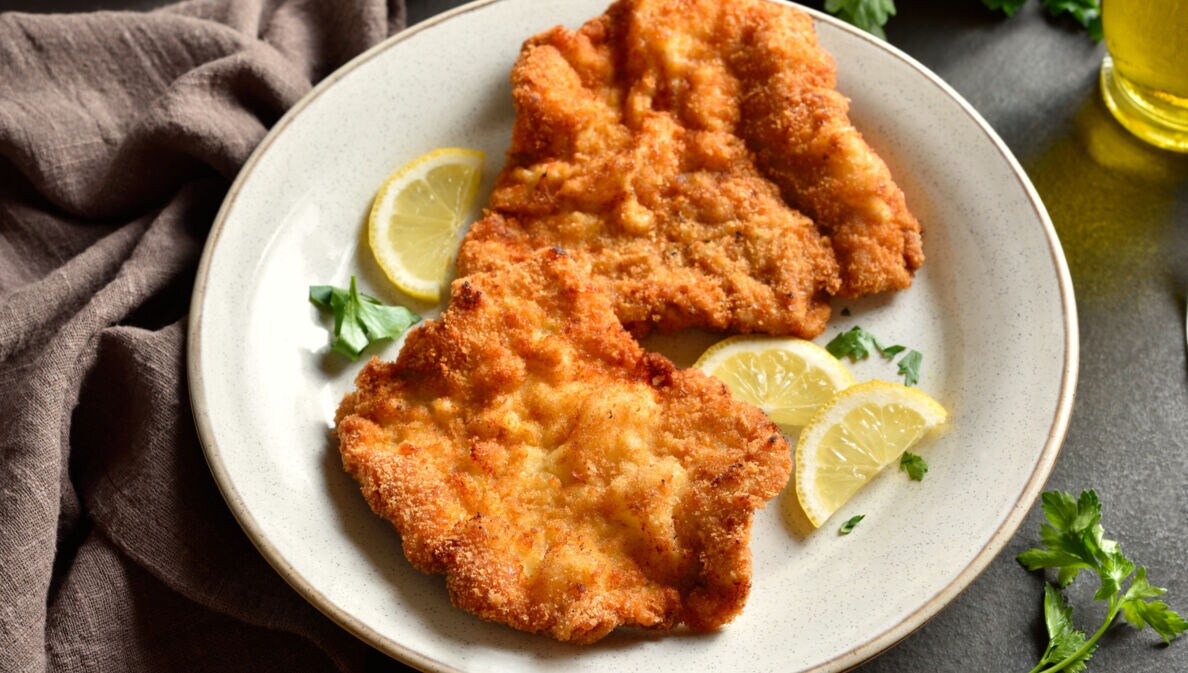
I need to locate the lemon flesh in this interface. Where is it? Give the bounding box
[368,148,484,302]
[694,336,855,428]
[795,380,948,527]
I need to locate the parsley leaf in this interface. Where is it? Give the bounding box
[983,0,1102,40]
[309,277,420,360]
[897,349,922,387]
[899,451,929,480]
[1037,583,1095,673]
[981,0,1028,15]
[1121,567,1188,643]
[838,514,865,535]
[826,326,894,361]
[825,326,869,360]
[823,0,896,39]
[1018,490,1186,672]
[1041,0,1102,39]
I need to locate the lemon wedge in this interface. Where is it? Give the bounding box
[694,336,855,428]
[795,380,948,527]
[368,147,484,302]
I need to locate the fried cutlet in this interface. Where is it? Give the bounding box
[457,0,923,337]
[335,249,791,643]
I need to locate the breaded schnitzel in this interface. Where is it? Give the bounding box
[335,249,791,643]
[457,0,923,337]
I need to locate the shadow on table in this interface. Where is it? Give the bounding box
[1023,84,1188,308]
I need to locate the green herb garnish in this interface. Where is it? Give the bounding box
[1038,0,1102,40]
[896,349,923,387]
[825,0,1101,41]
[981,0,1027,15]
[1018,490,1187,673]
[826,326,896,361]
[824,0,896,39]
[826,326,921,386]
[309,276,420,360]
[838,514,865,535]
[899,451,929,480]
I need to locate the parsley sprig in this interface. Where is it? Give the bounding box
[823,0,1101,41]
[1018,490,1187,673]
[309,277,420,360]
[1033,0,1103,41]
[824,0,896,39]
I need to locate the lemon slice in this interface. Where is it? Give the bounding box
[795,380,948,527]
[368,147,485,302]
[694,336,855,428]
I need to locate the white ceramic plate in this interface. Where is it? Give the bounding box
[188,1,1078,671]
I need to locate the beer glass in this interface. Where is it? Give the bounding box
[1099,0,1188,152]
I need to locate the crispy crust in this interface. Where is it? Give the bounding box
[457,0,922,337]
[336,249,791,643]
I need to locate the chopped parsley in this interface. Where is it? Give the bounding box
[896,349,923,387]
[899,451,929,481]
[838,514,866,535]
[826,325,923,387]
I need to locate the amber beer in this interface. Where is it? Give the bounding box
[1100,0,1188,151]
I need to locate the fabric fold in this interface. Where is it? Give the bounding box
[0,1,406,671]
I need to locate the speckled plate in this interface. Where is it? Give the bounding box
[187,1,1078,671]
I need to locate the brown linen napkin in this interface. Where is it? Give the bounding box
[0,1,405,671]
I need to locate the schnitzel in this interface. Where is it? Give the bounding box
[335,249,791,643]
[459,0,924,332]
[336,250,790,642]
[457,0,923,337]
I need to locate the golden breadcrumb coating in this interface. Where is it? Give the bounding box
[457,0,922,337]
[335,249,791,643]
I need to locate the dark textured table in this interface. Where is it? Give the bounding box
[13,0,1187,671]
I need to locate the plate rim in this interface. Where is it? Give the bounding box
[186,2,1079,671]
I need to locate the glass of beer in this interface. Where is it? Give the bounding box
[1099,0,1188,152]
